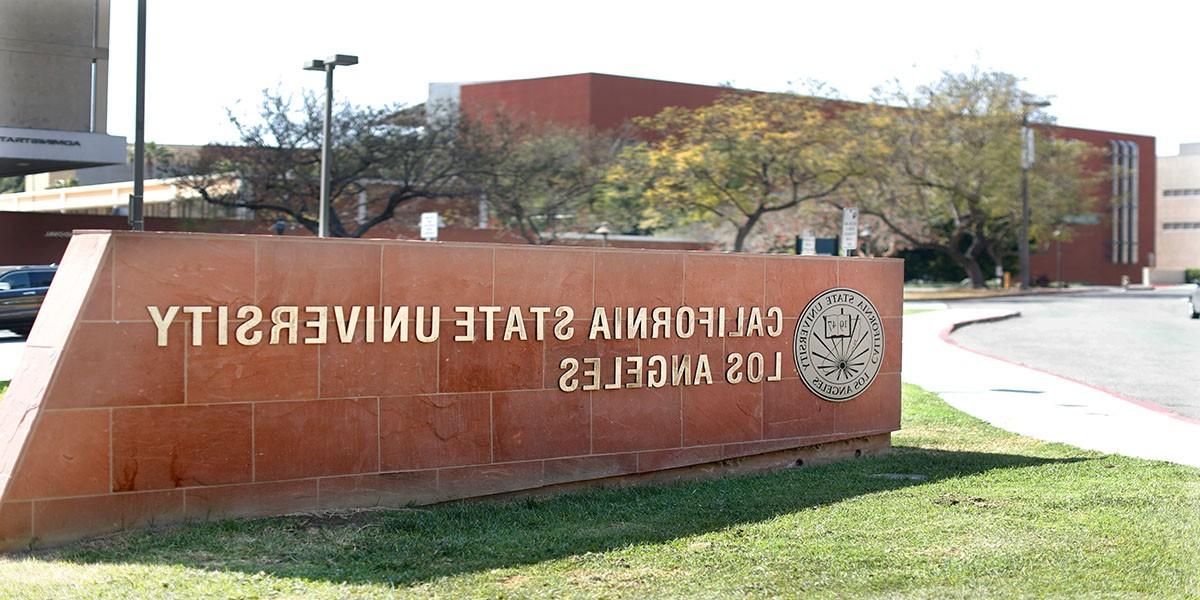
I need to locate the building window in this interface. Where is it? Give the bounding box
[1109,140,1139,264]
[1163,222,1200,231]
[1163,188,1200,197]
[1062,213,1101,225]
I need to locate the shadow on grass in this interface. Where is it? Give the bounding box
[35,445,1089,588]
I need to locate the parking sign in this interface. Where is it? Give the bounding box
[841,208,859,253]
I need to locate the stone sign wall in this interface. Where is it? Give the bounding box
[0,231,901,549]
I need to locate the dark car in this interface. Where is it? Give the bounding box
[0,265,57,337]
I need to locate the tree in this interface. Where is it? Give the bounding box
[607,92,859,252]
[460,114,622,244]
[0,177,23,194]
[131,142,175,179]
[838,70,1100,287]
[175,91,472,238]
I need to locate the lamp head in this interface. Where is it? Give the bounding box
[326,54,359,67]
[303,59,326,71]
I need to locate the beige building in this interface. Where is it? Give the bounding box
[1156,143,1200,274]
[0,0,125,181]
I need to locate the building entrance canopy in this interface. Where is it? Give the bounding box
[0,126,126,178]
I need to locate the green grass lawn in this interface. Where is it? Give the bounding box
[0,385,1197,598]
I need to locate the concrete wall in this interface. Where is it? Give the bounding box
[0,232,901,549]
[0,0,109,133]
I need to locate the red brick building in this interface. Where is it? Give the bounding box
[437,72,1155,285]
[452,72,733,132]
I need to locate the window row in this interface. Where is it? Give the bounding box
[1163,188,1200,197]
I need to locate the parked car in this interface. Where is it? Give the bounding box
[0,265,57,337]
[1191,283,1200,319]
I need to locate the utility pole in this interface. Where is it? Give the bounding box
[1019,97,1051,289]
[303,54,358,237]
[128,0,146,231]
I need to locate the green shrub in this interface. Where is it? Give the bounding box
[1186,268,1200,283]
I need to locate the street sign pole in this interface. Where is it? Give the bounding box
[420,212,439,241]
[840,208,859,257]
[128,0,146,231]
[800,229,816,256]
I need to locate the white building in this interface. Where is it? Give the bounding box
[0,0,126,183]
[1156,143,1200,275]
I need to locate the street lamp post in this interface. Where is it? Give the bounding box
[1019,97,1051,290]
[1053,228,1062,286]
[129,0,146,231]
[594,224,611,248]
[303,54,358,238]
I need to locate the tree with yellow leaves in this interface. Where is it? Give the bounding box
[605,92,859,252]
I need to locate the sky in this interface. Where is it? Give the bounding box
[106,0,1199,156]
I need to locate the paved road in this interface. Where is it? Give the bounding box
[947,288,1200,420]
[904,306,1200,467]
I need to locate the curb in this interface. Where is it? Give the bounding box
[904,287,1103,303]
[935,312,1200,428]
[944,311,1021,333]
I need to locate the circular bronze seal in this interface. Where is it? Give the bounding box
[793,287,885,402]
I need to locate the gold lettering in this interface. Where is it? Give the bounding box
[304,306,328,345]
[582,357,601,391]
[746,352,764,383]
[589,307,611,340]
[766,307,783,337]
[217,306,229,346]
[270,306,299,345]
[558,357,580,392]
[530,306,551,341]
[604,356,622,390]
[455,306,475,342]
[182,306,211,347]
[767,351,783,381]
[695,353,713,385]
[554,306,574,340]
[365,305,376,343]
[479,306,501,341]
[671,354,692,386]
[334,305,360,343]
[236,305,263,345]
[726,352,744,384]
[504,306,527,341]
[676,306,695,338]
[383,306,409,343]
[415,306,440,343]
[646,355,667,388]
[626,307,647,339]
[651,307,670,338]
[625,355,644,388]
[698,307,715,338]
[730,307,745,337]
[747,307,764,337]
[147,305,179,347]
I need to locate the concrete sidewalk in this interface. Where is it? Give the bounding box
[0,336,23,382]
[902,307,1200,468]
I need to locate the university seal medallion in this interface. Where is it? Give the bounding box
[794,287,884,402]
